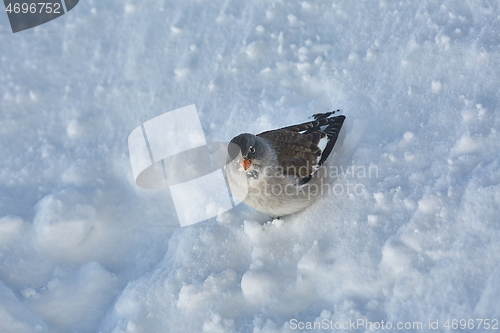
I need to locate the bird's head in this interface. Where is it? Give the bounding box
[227,133,267,172]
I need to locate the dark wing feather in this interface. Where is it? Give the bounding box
[257,110,345,183]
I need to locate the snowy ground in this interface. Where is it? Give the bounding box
[1,0,500,332]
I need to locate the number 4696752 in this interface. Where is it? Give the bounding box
[444,319,498,330]
[5,2,62,14]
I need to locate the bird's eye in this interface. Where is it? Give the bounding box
[249,146,256,154]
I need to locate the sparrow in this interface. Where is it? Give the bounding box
[225,111,345,218]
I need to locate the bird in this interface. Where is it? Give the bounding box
[225,111,345,218]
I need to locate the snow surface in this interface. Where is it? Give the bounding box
[1,0,500,332]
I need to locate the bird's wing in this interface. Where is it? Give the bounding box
[257,111,345,184]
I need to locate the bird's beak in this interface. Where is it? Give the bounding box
[240,158,252,171]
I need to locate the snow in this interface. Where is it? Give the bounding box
[1,0,499,332]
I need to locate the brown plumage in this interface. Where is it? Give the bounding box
[257,130,324,178]
[257,111,345,182]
